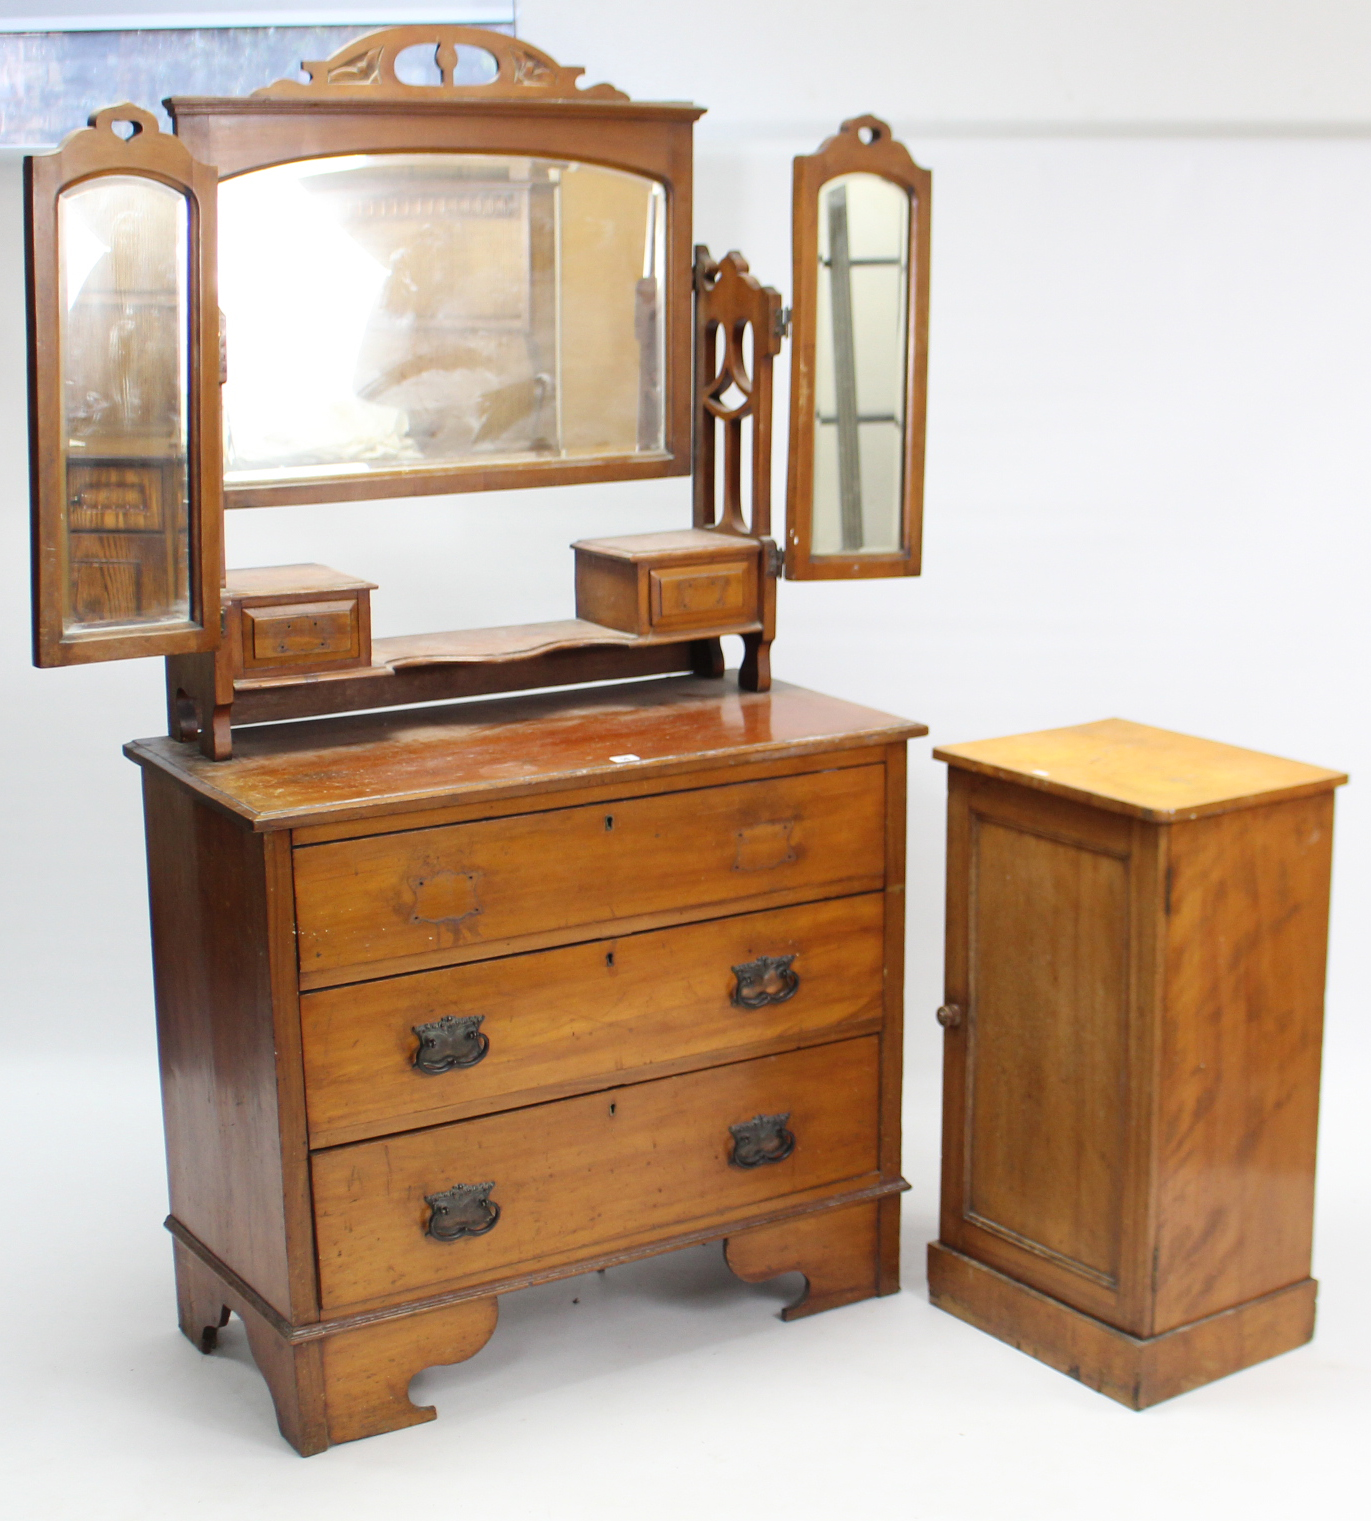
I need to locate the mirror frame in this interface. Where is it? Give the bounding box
[26,103,222,668]
[169,26,703,510]
[785,115,931,580]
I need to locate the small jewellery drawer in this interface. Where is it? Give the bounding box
[311,1035,881,1311]
[300,894,886,1146]
[293,764,886,986]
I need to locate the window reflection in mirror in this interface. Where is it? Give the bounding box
[59,175,193,632]
[812,172,910,556]
[218,154,667,486]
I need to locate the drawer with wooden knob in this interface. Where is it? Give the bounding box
[300,893,887,1146]
[310,1034,882,1312]
[292,763,887,988]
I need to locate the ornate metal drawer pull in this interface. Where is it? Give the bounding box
[729,1112,796,1168]
[425,1182,500,1242]
[731,953,799,1009]
[413,1013,489,1074]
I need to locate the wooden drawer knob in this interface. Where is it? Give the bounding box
[424,1182,500,1242]
[731,953,800,1008]
[936,1004,963,1029]
[729,1111,796,1167]
[413,1014,489,1075]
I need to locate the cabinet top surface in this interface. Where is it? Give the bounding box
[935,718,1346,822]
[126,676,925,830]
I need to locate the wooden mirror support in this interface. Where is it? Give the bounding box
[785,116,931,581]
[27,104,222,667]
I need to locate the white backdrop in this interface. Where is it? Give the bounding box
[0,4,1366,1517]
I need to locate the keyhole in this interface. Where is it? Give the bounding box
[605,951,615,967]
[604,815,615,831]
[609,1102,617,1116]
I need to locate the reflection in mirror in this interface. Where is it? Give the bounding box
[813,173,909,555]
[218,154,667,487]
[58,175,192,631]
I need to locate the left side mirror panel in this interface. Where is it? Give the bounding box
[28,103,222,667]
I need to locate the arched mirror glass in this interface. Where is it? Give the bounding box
[218,153,667,491]
[58,174,193,633]
[786,118,930,580]
[813,172,910,556]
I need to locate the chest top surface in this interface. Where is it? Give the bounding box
[126,676,925,831]
[935,717,1346,823]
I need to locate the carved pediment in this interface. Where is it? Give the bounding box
[256,26,629,103]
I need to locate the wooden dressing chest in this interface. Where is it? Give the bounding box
[126,675,924,1454]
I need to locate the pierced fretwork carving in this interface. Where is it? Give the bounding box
[692,247,783,540]
[256,26,629,102]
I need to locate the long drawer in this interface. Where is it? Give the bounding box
[311,1035,881,1311]
[292,764,886,986]
[301,894,886,1146]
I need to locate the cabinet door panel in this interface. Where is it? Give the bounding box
[940,773,1155,1328]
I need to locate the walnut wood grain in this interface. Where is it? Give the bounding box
[127,674,925,831]
[1153,793,1334,1332]
[934,722,1342,1402]
[145,771,316,1323]
[312,1036,881,1311]
[725,1199,882,1319]
[293,762,886,985]
[928,1243,1317,1410]
[321,1296,499,1446]
[934,717,1347,822]
[301,893,886,1146]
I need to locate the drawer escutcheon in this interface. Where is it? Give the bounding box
[413,1013,489,1074]
[425,1181,500,1241]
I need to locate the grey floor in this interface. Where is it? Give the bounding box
[2,1054,1364,1521]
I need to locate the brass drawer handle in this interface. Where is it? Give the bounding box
[729,1111,795,1167]
[936,1003,963,1029]
[731,953,799,1009]
[425,1182,500,1242]
[413,1014,489,1074]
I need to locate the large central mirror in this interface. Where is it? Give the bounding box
[218,153,666,492]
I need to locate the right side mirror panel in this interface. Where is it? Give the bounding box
[785,116,930,580]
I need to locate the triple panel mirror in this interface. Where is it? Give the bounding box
[26,32,931,672]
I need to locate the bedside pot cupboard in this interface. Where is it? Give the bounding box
[126,675,923,1454]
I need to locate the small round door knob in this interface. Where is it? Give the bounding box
[936,1003,963,1029]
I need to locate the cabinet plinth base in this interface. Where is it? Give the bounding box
[927,1243,1317,1410]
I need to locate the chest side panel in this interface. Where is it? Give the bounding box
[1154,794,1333,1331]
[143,770,314,1320]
